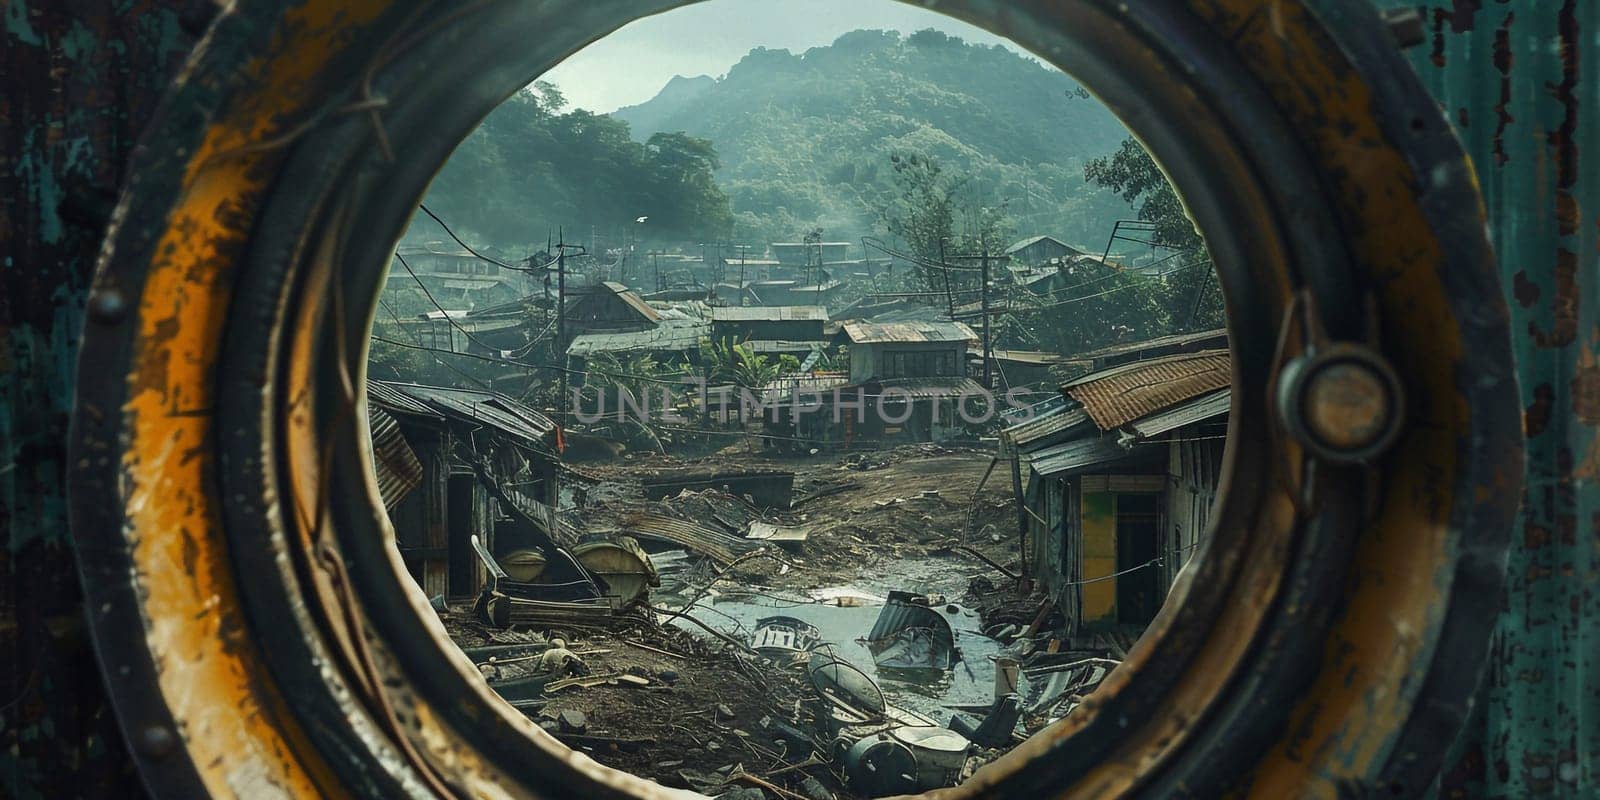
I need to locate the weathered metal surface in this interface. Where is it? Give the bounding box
[1063,350,1231,430]
[1368,0,1600,795]
[598,281,664,323]
[710,305,829,322]
[622,512,769,566]
[1064,327,1228,365]
[1025,434,1143,479]
[377,381,558,447]
[367,407,424,509]
[836,320,979,344]
[1000,401,1091,452]
[858,377,989,399]
[565,319,707,357]
[1126,390,1230,439]
[865,591,960,672]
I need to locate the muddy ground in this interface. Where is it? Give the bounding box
[442,444,1034,798]
[567,442,1023,591]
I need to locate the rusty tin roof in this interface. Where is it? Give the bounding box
[1062,349,1231,430]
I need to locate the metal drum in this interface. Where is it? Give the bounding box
[890,725,972,789]
[843,733,918,797]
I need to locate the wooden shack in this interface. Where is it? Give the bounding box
[1002,347,1230,637]
[367,381,561,601]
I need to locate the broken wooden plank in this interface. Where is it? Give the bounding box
[953,545,1020,581]
[621,639,689,660]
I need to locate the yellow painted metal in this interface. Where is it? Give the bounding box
[1078,491,1118,624]
[116,1,395,796]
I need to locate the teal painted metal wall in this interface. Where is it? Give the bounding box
[1373,1,1600,795]
[2,3,192,797]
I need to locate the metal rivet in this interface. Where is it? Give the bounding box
[89,288,128,323]
[1277,344,1406,464]
[1303,361,1392,452]
[135,725,177,759]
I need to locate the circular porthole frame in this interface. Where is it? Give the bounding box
[67,1,1521,798]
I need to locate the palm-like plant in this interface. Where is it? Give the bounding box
[702,338,780,390]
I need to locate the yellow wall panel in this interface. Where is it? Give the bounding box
[1081,489,1117,623]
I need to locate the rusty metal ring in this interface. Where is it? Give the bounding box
[67,1,1521,798]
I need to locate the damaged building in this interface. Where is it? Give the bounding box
[1002,347,1230,637]
[367,381,563,601]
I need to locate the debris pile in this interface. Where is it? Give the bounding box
[437,445,1117,798]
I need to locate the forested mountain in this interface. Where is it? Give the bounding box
[408,83,732,250]
[613,28,1134,248]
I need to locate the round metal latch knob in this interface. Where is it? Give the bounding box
[1277,343,1406,463]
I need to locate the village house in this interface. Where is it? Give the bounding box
[562,281,663,344]
[367,381,562,603]
[1005,234,1084,269]
[384,240,533,310]
[754,320,985,450]
[709,305,829,350]
[1001,346,1230,639]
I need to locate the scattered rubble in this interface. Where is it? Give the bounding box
[436,445,1120,798]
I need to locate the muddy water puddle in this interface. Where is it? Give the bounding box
[667,557,1004,723]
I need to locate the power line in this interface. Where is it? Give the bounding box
[414,203,555,274]
[375,295,495,390]
[1013,259,1211,313]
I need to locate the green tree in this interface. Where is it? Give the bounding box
[1083,137,1224,330]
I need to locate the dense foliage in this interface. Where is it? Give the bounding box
[409,83,733,250]
[613,29,1132,247]
[1083,138,1224,331]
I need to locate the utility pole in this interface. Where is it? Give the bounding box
[939,239,955,320]
[556,228,568,430]
[981,245,992,390]
[653,251,661,292]
[738,245,748,306]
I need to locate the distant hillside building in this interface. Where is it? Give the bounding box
[710,305,829,345]
[1006,234,1085,268]
[386,240,531,309]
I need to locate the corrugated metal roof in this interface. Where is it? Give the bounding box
[1070,328,1227,363]
[600,281,664,322]
[711,305,829,322]
[974,348,1068,366]
[366,381,443,419]
[865,377,988,399]
[1003,402,1093,452]
[747,340,826,353]
[837,320,979,344]
[1027,435,1139,478]
[1005,234,1080,255]
[760,372,850,404]
[367,407,423,509]
[1063,349,1231,430]
[1127,389,1230,438]
[622,513,768,566]
[790,281,843,293]
[566,320,707,357]
[1002,394,1065,426]
[375,381,557,448]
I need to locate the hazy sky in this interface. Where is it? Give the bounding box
[540,0,1039,114]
